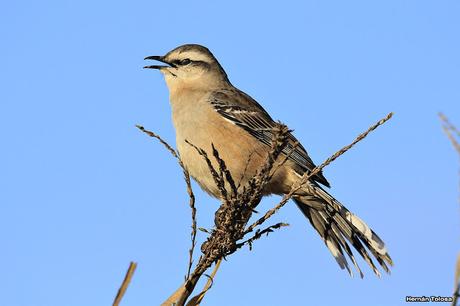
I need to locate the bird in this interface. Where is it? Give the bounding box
[144,44,392,277]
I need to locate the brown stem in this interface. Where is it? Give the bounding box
[176,271,203,306]
[139,112,393,305]
[113,262,137,306]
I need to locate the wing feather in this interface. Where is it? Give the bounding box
[209,89,330,187]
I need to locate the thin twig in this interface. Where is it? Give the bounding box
[439,114,460,306]
[212,144,238,196]
[439,113,460,217]
[443,125,460,156]
[237,223,289,251]
[185,140,229,201]
[440,113,460,139]
[136,125,178,158]
[236,151,255,190]
[293,112,394,193]
[185,169,197,281]
[113,262,137,306]
[440,114,460,155]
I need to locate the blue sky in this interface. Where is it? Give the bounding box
[1,1,460,305]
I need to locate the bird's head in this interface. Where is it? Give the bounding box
[144,44,230,90]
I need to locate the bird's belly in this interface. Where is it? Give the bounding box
[175,121,264,197]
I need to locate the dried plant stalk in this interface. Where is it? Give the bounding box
[186,259,222,306]
[138,112,393,305]
[185,169,198,281]
[439,113,460,306]
[454,254,460,306]
[113,261,137,306]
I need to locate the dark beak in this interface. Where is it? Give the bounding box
[144,55,174,69]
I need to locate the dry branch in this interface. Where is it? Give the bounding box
[439,113,460,306]
[113,261,137,306]
[184,169,197,281]
[136,125,178,158]
[440,113,460,158]
[237,222,289,251]
[138,112,393,305]
[454,254,460,306]
[186,259,222,306]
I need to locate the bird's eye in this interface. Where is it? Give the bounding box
[180,58,191,65]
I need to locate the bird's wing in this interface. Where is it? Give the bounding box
[209,88,330,187]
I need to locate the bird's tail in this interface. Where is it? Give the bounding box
[293,182,393,278]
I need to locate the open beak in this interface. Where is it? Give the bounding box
[144,55,174,69]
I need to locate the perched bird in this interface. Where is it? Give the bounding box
[144,44,392,277]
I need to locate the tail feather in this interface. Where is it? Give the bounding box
[294,181,393,278]
[329,221,364,277]
[319,207,383,277]
[315,208,366,277]
[306,208,352,275]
